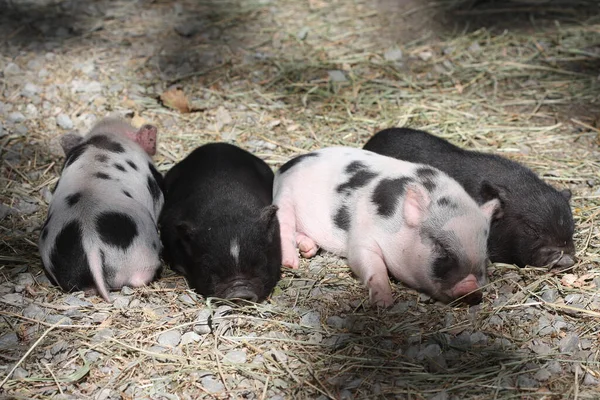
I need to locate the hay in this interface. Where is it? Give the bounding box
[1,0,600,398]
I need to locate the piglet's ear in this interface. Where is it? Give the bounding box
[560,189,572,202]
[135,124,158,156]
[258,205,280,243]
[403,184,430,228]
[176,221,197,250]
[480,181,505,220]
[59,133,84,156]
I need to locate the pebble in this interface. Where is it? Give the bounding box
[384,47,403,62]
[534,368,551,381]
[0,332,19,348]
[56,114,74,130]
[201,375,224,393]
[26,103,38,118]
[559,333,579,353]
[22,83,40,97]
[194,309,212,334]
[71,80,102,93]
[2,293,24,306]
[121,286,134,295]
[4,62,21,76]
[64,295,92,307]
[0,121,3,137]
[8,112,26,123]
[84,350,101,363]
[326,316,347,330]
[547,361,562,374]
[180,332,201,345]
[223,349,247,364]
[175,20,200,37]
[328,70,347,82]
[91,312,109,323]
[470,332,488,345]
[178,293,197,305]
[541,288,558,302]
[93,328,114,342]
[113,295,130,309]
[301,311,321,329]
[158,330,181,347]
[215,106,233,128]
[12,367,29,380]
[516,375,538,389]
[23,304,45,320]
[429,391,449,400]
[583,373,599,386]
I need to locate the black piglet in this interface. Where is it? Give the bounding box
[159,143,281,302]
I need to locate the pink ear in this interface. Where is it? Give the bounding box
[135,124,158,156]
[403,185,430,228]
[480,198,501,220]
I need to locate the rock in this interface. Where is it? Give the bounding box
[23,304,45,320]
[113,295,130,309]
[91,312,109,323]
[158,330,181,347]
[384,47,403,62]
[14,124,28,135]
[201,375,224,393]
[429,391,449,400]
[547,361,562,374]
[84,350,101,363]
[529,341,552,355]
[470,332,488,346]
[541,288,558,302]
[22,83,40,97]
[583,373,599,386]
[26,103,38,118]
[301,311,321,329]
[64,295,92,307]
[71,80,102,93]
[8,112,26,123]
[93,328,114,342]
[178,293,197,305]
[559,333,579,353]
[516,375,538,389]
[328,70,347,82]
[534,368,551,381]
[4,62,21,76]
[12,367,29,379]
[56,114,74,130]
[418,51,433,61]
[175,20,201,37]
[215,106,233,128]
[0,121,3,137]
[224,349,247,364]
[2,293,24,306]
[15,199,38,215]
[51,340,67,355]
[0,332,19,348]
[180,332,201,345]
[326,316,347,330]
[194,309,212,334]
[121,286,134,295]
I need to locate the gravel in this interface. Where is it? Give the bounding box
[56,114,74,129]
[157,330,181,347]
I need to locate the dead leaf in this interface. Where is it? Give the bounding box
[160,87,190,113]
[561,274,577,288]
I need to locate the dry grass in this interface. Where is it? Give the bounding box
[1,0,600,398]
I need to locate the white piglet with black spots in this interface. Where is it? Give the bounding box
[273,147,501,307]
[38,118,164,302]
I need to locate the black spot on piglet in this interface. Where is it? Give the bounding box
[126,160,138,171]
[114,163,126,172]
[96,212,138,249]
[278,153,319,174]
[65,192,82,207]
[147,163,163,202]
[95,154,108,163]
[87,135,125,153]
[64,144,88,168]
[122,190,133,199]
[95,172,111,180]
[334,205,351,231]
[372,177,413,217]
[50,220,92,292]
[416,167,438,192]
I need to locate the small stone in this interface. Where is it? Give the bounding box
[215,106,233,128]
[488,315,502,326]
[180,331,201,345]
[529,341,552,355]
[51,340,67,355]
[8,112,26,123]
[91,312,109,323]
[71,80,102,93]
[583,373,599,386]
[580,339,593,350]
[296,26,309,40]
[178,293,197,305]
[175,20,200,37]
[0,121,3,137]
[547,361,562,374]
[2,293,24,306]
[121,286,134,295]
[56,114,74,130]
[418,51,433,61]
[429,391,449,400]
[326,316,347,330]
[516,375,538,389]
[470,332,489,346]
[201,375,224,393]
[113,296,130,309]
[384,47,403,62]
[541,288,558,302]
[224,349,247,364]
[328,70,347,82]
[4,62,21,76]
[23,304,45,320]
[64,295,92,307]
[22,83,40,97]
[559,333,579,353]
[0,332,19,348]
[469,42,482,53]
[26,103,38,117]
[534,368,551,381]
[12,367,29,379]
[158,330,181,347]
[93,328,114,342]
[84,350,101,363]
[301,311,321,329]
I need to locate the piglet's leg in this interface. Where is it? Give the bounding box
[275,192,300,269]
[297,233,319,258]
[347,246,394,308]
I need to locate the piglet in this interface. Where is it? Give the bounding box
[159,143,281,302]
[363,127,575,269]
[274,147,500,307]
[38,118,164,301]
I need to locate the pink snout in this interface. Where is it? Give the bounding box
[451,274,482,305]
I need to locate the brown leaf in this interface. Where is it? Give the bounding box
[561,273,577,288]
[160,87,190,113]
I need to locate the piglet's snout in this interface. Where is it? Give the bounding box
[451,274,483,305]
[223,282,259,303]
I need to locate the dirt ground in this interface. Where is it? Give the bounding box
[1,0,600,399]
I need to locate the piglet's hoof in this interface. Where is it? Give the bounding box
[282,254,300,269]
[297,234,319,258]
[369,289,394,308]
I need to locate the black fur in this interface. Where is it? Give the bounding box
[49,220,93,292]
[371,177,413,217]
[122,190,133,199]
[95,154,108,163]
[114,163,126,172]
[364,127,575,267]
[95,172,111,180]
[159,143,282,302]
[126,160,138,171]
[87,135,125,153]
[278,153,319,175]
[437,196,458,209]
[65,192,82,207]
[337,162,378,194]
[64,143,88,168]
[96,211,139,249]
[333,205,351,231]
